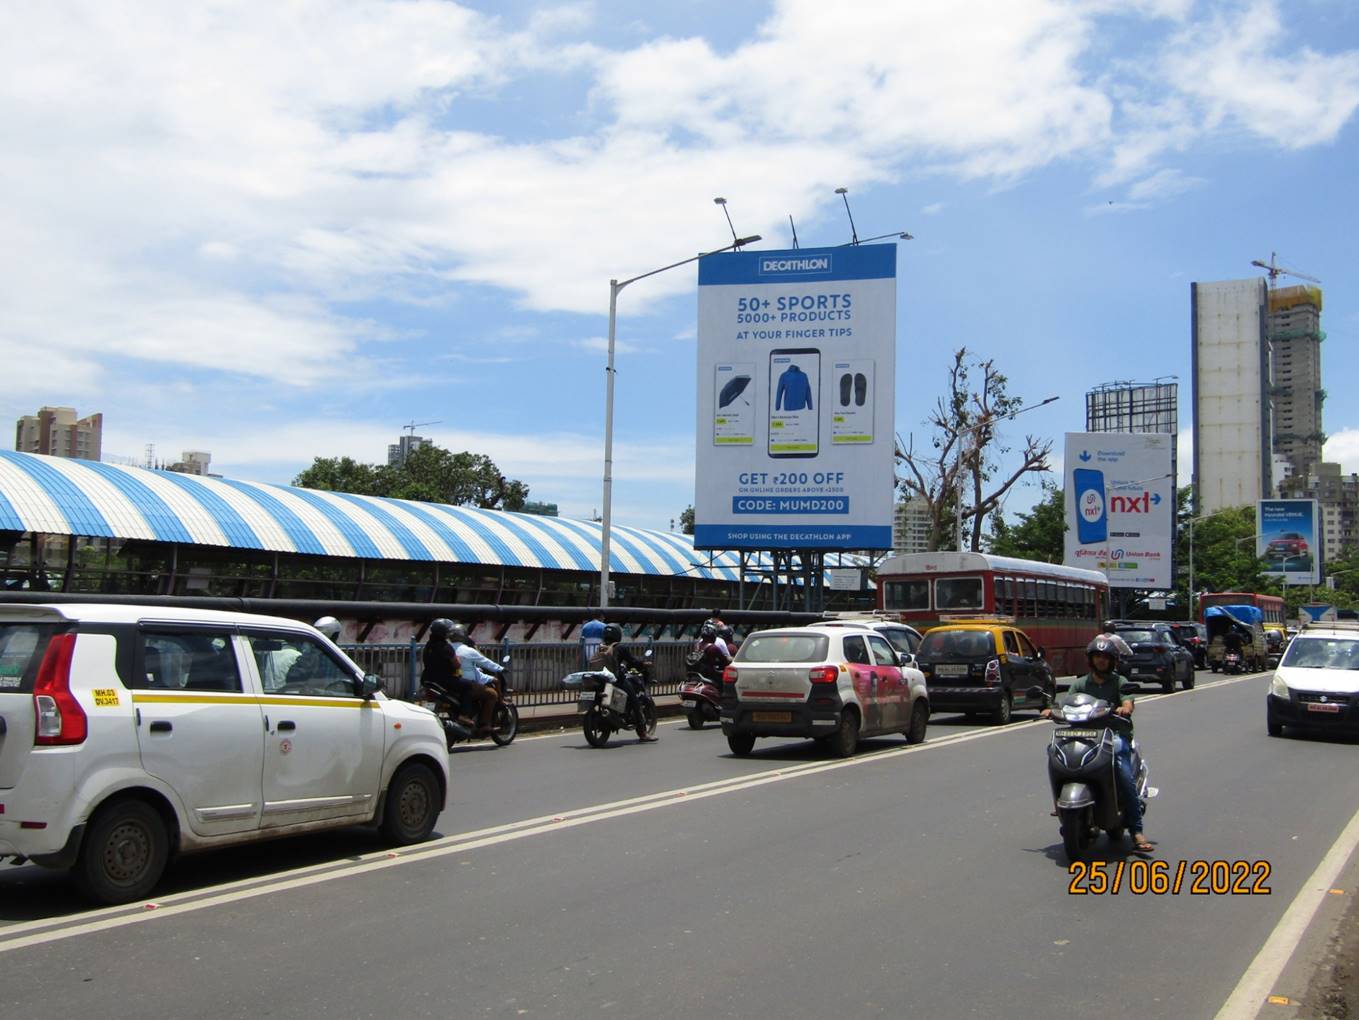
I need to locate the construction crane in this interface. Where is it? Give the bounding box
[403,419,441,437]
[1250,252,1321,287]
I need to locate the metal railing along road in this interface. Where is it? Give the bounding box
[341,640,691,706]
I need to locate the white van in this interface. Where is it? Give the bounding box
[0,603,450,903]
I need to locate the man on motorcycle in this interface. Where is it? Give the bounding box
[423,619,498,736]
[590,623,657,742]
[1043,635,1151,853]
[689,622,731,682]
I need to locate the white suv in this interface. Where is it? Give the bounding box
[0,603,451,903]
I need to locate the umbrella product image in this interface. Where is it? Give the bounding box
[718,375,752,408]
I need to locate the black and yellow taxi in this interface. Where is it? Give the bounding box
[914,617,1054,725]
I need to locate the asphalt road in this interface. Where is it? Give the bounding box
[2,672,1358,1019]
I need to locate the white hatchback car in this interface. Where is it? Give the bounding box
[721,623,929,757]
[0,603,450,903]
[1267,620,1359,738]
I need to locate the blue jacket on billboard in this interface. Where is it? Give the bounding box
[775,365,814,411]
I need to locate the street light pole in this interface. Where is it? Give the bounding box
[600,234,762,608]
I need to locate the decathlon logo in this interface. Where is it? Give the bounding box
[759,255,831,277]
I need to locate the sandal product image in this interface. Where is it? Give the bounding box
[854,372,867,406]
[840,372,853,407]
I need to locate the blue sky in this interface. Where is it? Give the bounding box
[3,0,1358,532]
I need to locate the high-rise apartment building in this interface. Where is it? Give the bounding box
[1192,278,1271,515]
[14,406,103,461]
[387,434,429,467]
[1268,285,1325,482]
[892,497,932,554]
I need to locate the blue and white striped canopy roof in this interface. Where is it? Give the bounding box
[0,450,757,582]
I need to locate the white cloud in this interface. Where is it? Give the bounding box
[1325,430,1359,476]
[1162,1,1359,148]
[575,336,640,355]
[920,202,946,215]
[1,0,1356,398]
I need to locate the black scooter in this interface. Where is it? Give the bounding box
[565,650,658,747]
[1030,686,1156,862]
[417,655,519,748]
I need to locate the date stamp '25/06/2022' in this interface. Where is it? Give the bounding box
[1068,859,1272,895]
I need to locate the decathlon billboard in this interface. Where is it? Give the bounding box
[1063,432,1174,589]
[694,244,896,550]
[1257,499,1319,585]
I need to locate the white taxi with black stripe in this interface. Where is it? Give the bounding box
[720,624,929,758]
[0,603,450,904]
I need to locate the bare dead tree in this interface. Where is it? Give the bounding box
[895,348,1053,551]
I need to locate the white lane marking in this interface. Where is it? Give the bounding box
[1214,803,1359,1020]
[0,670,1266,952]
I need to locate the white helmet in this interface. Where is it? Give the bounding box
[313,616,342,642]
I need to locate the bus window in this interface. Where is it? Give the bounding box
[993,577,1006,614]
[936,577,982,610]
[1023,578,1038,616]
[885,580,929,611]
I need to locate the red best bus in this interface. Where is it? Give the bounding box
[1197,592,1285,628]
[875,552,1110,677]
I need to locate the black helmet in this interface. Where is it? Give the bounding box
[429,618,455,640]
[448,627,469,645]
[700,623,717,641]
[602,623,623,644]
[1087,635,1119,665]
[719,625,735,643]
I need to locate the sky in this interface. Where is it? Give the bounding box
[3,0,1358,533]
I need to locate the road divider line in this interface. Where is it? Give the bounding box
[0,670,1265,952]
[1214,802,1359,1020]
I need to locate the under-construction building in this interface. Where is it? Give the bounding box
[1268,285,1325,486]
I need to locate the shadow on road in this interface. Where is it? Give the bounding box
[0,824,439,924]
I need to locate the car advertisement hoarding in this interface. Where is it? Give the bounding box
[1063,432,1174,589]
[694,244,896,550]
[1258,499,1319,585]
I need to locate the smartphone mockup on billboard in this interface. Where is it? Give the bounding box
[713,362,755,446]
[768,348,819,458]
[831,359,874,445]
[1072,468,1108,544]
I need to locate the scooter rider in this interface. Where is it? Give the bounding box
[449,625,502,736]
[1043,635,1151,853]
[691,622,731,682]
[591,623,657,742]
[423,619,497,737]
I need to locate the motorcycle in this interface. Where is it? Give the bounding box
[417,655,519,748]
[564,650,658,747]
[1222,650,1244,675]
[1030,686,1156,862]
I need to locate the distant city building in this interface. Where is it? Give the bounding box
[1191,278,1271,515]
[520,500,559,517]
[892,497,932,554]
[14,406,102,461]
[1267,285,1325,483]
[1280,462,1356,563]
[167,450,213,476]
[387,434,429,467]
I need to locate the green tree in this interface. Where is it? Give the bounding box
[294,444,529,510]
[988,482,1065,562]
[292,456,398,496]
[678,505,695,535]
